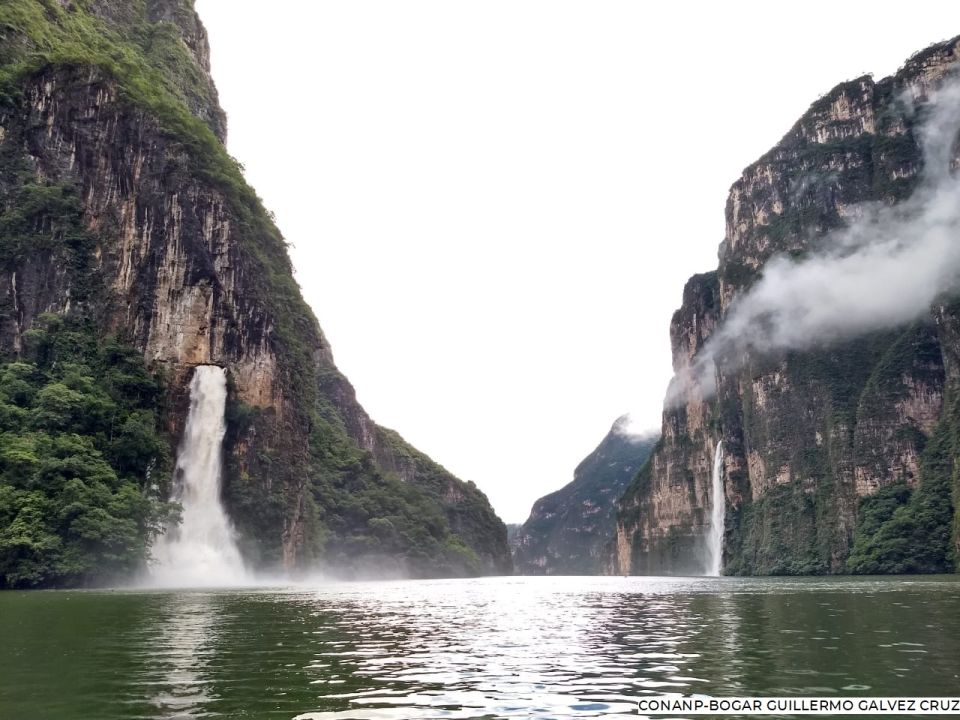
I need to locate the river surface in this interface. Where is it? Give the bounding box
[2,575,960,719]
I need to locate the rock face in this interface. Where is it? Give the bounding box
[0,0,510,578]
[613,37,960,576]
[514,417,657,575]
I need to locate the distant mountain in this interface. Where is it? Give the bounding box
[513,417,658,574]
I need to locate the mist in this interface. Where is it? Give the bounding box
[668,74,960,405]
[617,413,661,440]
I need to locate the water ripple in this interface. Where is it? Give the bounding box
[2,576,960,718]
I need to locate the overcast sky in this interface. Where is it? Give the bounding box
[195,1,960,523]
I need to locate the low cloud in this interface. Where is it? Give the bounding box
[614,413,659,440]
[667,73,960,406]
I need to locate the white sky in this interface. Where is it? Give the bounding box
[194,1,960,523]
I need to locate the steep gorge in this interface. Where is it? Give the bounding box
[613,36,960,576]
[0,0,509,587]
[513,417,657,575]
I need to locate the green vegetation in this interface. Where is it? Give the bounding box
[620,440,658,506]
[0,121,174,587]
[0,0,316,405]
[726,324,946,575]
[788,333,899,430]
[861,323,943,407]
[0,0,511,583]
[847,424,955,574]
[306,423,488,577]
[719,259,758,291]
[723,323,952,575]
[872,134,920,201]
[219,400,503,577]
[729,481,831,576]
[516,424,658,575]
[0,170,97,302]
[376,426,508,566]
[619,39,960,578]
[0,316,172,588]
[0,0,218,134]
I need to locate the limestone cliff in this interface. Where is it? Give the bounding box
[613,37,960,576]
[513,417,657,575]
[0,0,510,581]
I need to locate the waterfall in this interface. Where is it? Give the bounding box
[151,365,247,587]
[706,440,725,577]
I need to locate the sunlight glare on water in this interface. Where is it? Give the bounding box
[2,576,960,719]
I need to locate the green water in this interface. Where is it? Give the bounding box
[1,575,959,719]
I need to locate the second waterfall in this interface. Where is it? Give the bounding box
[706,440,725,577]
[151,365,248,587]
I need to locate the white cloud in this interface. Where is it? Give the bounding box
[671,76,960,404]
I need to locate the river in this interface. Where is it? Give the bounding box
[2,575,959,719]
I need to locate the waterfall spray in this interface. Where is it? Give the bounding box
[151,365,247,587]
[706,440,725,577]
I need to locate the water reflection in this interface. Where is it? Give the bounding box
[143,592,222,718]
[2,576,960,719]
[291,577,960,719]
[296,578,645,718]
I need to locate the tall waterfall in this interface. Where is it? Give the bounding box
[151,365,247,587]
[706,440,725,577]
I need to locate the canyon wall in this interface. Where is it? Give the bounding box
[613,37,960,576]
[0,0,510,582]
[513,417,657,575]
